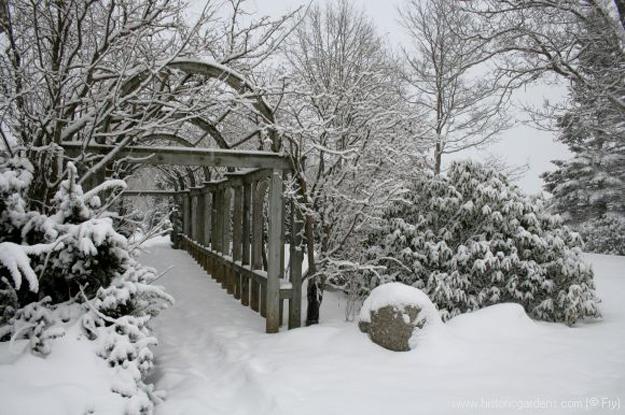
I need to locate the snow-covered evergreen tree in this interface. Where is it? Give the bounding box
[458,2,625,255]
[0,154,173,414]
[577,214,625,256]
[1,160,129,306]
[364,160,600,325]
[541,5,625,253]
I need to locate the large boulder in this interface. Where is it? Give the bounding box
[358,283,440,351]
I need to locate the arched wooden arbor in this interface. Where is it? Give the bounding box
[64,60,303,333]
[66,142,303,333]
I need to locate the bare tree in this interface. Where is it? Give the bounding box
[465,1,625,225]
[465,1,625,93]
[399,0,512,175]
[279,0,417,324]
[0,0,298,204]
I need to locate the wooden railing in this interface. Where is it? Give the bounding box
[173,168,303,333]
[181,236,300,329]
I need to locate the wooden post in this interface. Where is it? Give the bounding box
[203,191,211,246]
[222,186,232,292]
[241,182,252,307]
[187,192,194,238]
[196,191,205,245]
[280,172,287,279]
[213,188,223,284]
[210,190,218,251]
[232,185,243,299]
[288,197,303,329]
[217,189,224,253]
[181,193,187,237]
[265,169,283,333]
[182,191,191,237]
[251,180,265,312]
[260,280,267,318]
[190,192,198,241]
[208,191,217,280]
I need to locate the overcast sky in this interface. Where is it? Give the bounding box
[245,0,571,194]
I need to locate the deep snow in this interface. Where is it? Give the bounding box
[1,237,622,415]
[139,238,625,415]
[0,320,129,415]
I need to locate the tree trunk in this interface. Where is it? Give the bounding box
[304,211,321,326]
[305,274,322,326]
[294,167,322,326]
[433,143,442,175]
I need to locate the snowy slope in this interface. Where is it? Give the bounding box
[141,239,625,415]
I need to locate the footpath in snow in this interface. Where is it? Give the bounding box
[141,237,625,415]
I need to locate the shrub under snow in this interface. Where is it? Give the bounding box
[576,214,625,256]
[364,160,600,325]
[0,154,173,414]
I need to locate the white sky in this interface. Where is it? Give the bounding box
[236,0,571,194]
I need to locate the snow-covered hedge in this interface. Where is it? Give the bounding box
[364,160,600,325]
[0,155,173,414]
[576,214,625,256]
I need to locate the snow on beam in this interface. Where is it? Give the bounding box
[224,168,272,185]
[122,59,275,123]
[122,190,179,197]
[62,142,291,170]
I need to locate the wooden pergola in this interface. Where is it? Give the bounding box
[64,142,303,333]
[61,59,306,333]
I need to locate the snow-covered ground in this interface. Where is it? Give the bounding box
[0,320,130,415]
[141,238,625,415]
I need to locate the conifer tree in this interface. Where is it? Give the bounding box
[0,154,173,414]
[542,5,625,253]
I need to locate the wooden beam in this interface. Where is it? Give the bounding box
[122,190,178,197]
[224,168,272,184]
[62,143,291,170]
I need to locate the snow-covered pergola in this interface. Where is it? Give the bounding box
[65,141,302,333]
[62,60,303,333]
